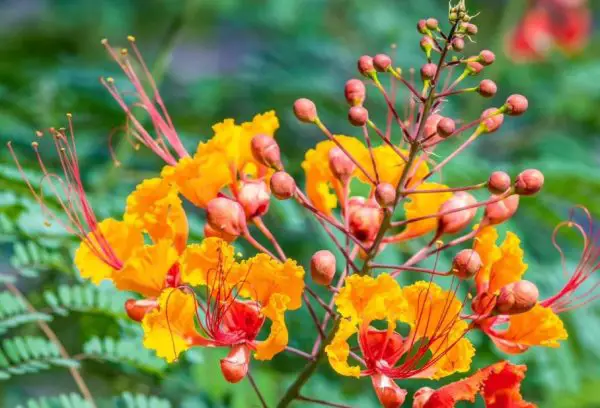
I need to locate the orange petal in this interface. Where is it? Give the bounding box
[488,231,528,293]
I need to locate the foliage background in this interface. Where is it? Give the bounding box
[0,0,599,406]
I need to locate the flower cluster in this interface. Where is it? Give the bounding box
[8,1,598,407]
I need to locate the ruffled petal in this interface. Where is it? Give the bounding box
[74,218,143,284]
[254,293,289,360]
[325,318,361,378]
[179,238,236,288]
[356,145,429,187]
[429,321,475,379]
[473,225,502,291]
[488,231,528,294]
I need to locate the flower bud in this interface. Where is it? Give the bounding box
[373,54,392,72]
[426,18,439,30]
[420,36,435,53]
[204,223,236,242]
[438,192,477,235]
[344,79,366,106]
[413,387,435,408]
[293,98,318,123]
[421,63,437,81]
[348,197,383,242]
[488,171,511,194]
[328,147,356,183]
[464,23,478,35]
[358,55,375,77]
[270,171,296,200]
[472,292,497,316]
[480,108,504,133]
[495,281,539,315]
[310,250,336,286]
[238,180,270,219]
[375,183,396,207]
[220,344,250,383]
[206,197,247,237]
[449,11,458,24]
[125,299,158,322]
[451,249,482,279]
[505,94,529,116]
[478,79,497,98]
[515,169,544,196]
[466,61,484,75]
[417,19,428,34]
[372,373,407,408]
[479,50,496,66]
[348,106,369,127]
[251,134,282,170]
[484,194,520,225]
[436,117,456,138]
[423,113,443,142]
[451,37,465,52]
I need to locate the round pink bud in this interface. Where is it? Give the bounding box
[251,134,282,170]
[436,117,456,138]
[344,79,366,106]
[413,387,435,408]
[270,171,296,200]
[237,180,270,219]
[348,105,369,127]
[515,169,544,196]
[480,108,504,133]
[451,249,482,279]
[484,194,520,225]
[426,18,439,30]
[375,183,396,207]
[220,344,250,383]
[479,50,496,66]
[464,23,478,35]
[373,54,392,72]
[451,37,465,52]
[310,250,336,286]
[358,55,375,77]
[206,197,247,237]
[204,223,236,242]
[420,36,435,52]
[420,63,437,81]
[348,197,383,242]
[125,299,158,322]
[495,280,539,315]
[293,98,318,123]
[488,171,511,194]
[505,94,529,116]
[424,113,443,142]
[438,192,477,235]
[478,79,497,98]
[466,61,484,75]
[328,147,356,183]
[417,19,428,34]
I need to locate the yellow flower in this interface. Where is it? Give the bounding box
[179,237,236,288]
[356,145,429,188]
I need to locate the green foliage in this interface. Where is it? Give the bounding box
[43,284,129,318]
[16,393,93,408]
[113,392,172,408]
[0,291,52,335]
[83,336,168,375]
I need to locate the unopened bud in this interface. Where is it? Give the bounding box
[348,106,369,126]
[495,281,539,315]
[125,299,158,322]
[270,171,296,200]
[480,108,504,133]
[426,18,439,30]
[420,36,435,53]
[220,344,250,383]
[358,55,375,77]
[484,194,520,225]
[206,197,247,237]
[204,223,236,242]
[421,63,437,81]
[413,387,435,408]
[348,197,383,242]
[438,192,477,235]
[251,134,282,170]
[344,79,366,106]
[238,180,270,219]
[372,373,407,408]
[436,117,456,138]
[451,37,465,52]
[373,54,392,72]
[466,61,484,76]
[328,147,356,183]
[478,79,497,98]
[515,169,544,196]
[505,94,529,116]
[479,50,496,66]
[464,23,478,35]
[417,19,429,34]
[424,114,443,142]
[375,183,396,207]
[472,291,497,316]
[451,249,482,279]
[488,171,511,194]
[293,98,318,123]
[449,11,458,23]
[310,250,336,286]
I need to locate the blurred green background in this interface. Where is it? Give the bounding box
[0,0,599,407]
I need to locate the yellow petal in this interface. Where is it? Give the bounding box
[113,240,179,298]
[488,232,528,294]
[356,145,429,187]
[473,225,502,291]
[254,293,289,360]
[74,218,143,284]
[493,304,568,350]
[301,136,367,215]
[234,254,305,310]
[429,321,475,379]
[397,182,453,241]
[124,178,188,252]
[179,238,236,287]
[335,274,407,325]
[142,288,200,362]
[325,318,361,378]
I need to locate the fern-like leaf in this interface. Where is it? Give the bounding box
[10,241,71,278]
[82,336,167,374]
[15,393,93,408]
[0,291,52,335]
[114,392,172,408]
[43,284,129,318]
